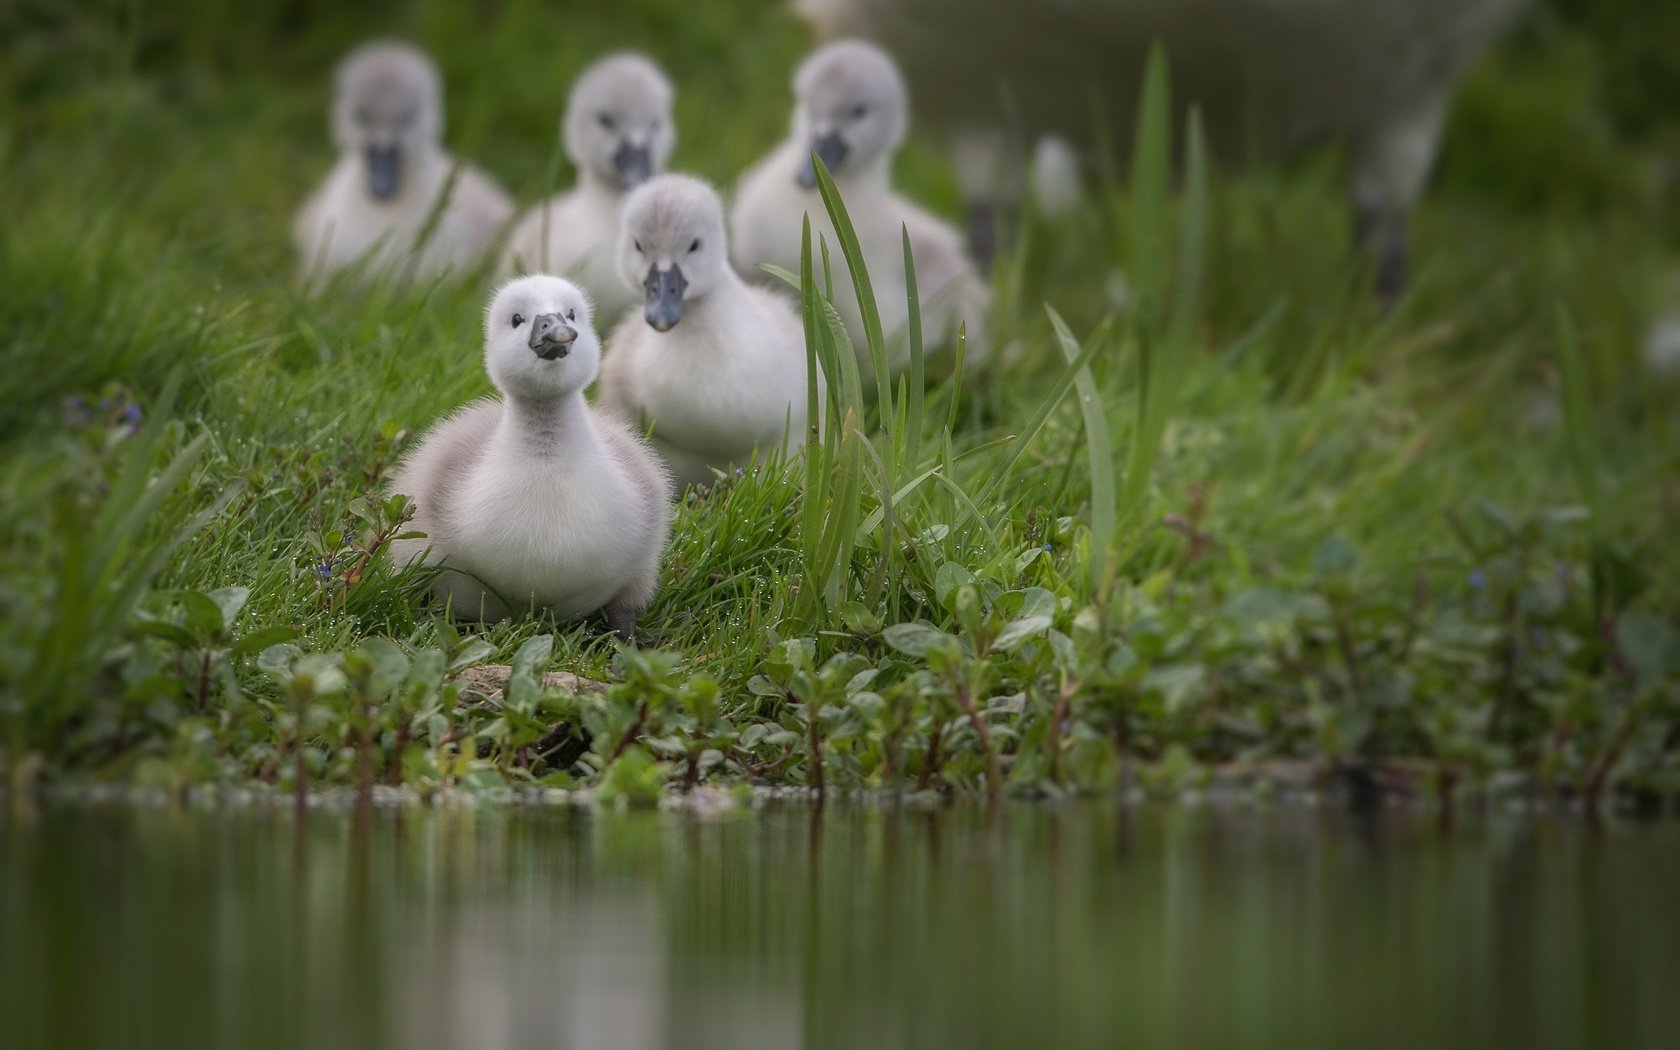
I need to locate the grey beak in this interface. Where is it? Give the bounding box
[613,141,653,189]
[528,313,578,359]
[644,264,686,332]
[365,144,401,200]
[797,132,849,188]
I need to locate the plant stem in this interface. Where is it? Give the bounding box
[953,679,1002,796]
[1585,697,1643,808]
[917,720,944,792]
[1047,679,1075,786]
[602,700,649,769]
[807,710,825,801]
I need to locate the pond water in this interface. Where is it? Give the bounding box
[3,799,1676,1049]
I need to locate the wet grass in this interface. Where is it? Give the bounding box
[1,0,1677,805]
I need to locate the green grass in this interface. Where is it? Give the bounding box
[2,0,1677,804]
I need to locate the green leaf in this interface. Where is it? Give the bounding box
[132,618,200,650]
[1617,611,1679,690]
[208,586,250,628]
[882,622,955,658]
[835,601,882,635]
[511,634,554,680]
[447,638,496,673]
[994,615,1053,652]
[934,561,973,608]
[178,590,226,638]
[258,643,303,680]
[230,626,301,655]
[1312,537,1359,577]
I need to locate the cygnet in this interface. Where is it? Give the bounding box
[598,174,817,491]
[503,54,676,321]
[294,41,513,289]
[730,40,989,378]
[389,275,672,637]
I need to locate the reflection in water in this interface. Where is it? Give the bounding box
[2,800,1677,1050]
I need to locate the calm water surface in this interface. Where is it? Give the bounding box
[3,799,1676,1049]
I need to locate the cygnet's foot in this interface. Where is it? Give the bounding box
[1372,231,1409,309]
[605,603,638,643]
[965,201,997,276]
[1352,204,1409,309]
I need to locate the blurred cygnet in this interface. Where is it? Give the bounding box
[389,275,672,637]
[731,40,990,379]
[599,174,817,491]
[503,54,675,321]
[293,41,513,288]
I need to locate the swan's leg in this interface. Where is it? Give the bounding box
[604,601,638,643]
[1349,90,1451,305]
[949,125,1017,274]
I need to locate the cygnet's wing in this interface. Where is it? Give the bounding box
[388,399,502,563]
[728,142,805,282]
[595,310,654,421]
[444,163,516,257]
[590,411,674,612]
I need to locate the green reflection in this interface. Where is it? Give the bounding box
[3,803,1676,1049]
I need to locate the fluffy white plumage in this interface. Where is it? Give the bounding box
[293,41,512,289]
[730,40,989,378]
[389,275,672,636]
[503,54,676,321]
[599,174,817,491]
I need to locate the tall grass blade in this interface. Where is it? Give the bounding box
[811,154,896,428]
[1048,308,1116,596]
[1553,307,1603,523]
[902,224,925,476]
[974,330,1107,510]
[1129,42,1173,339]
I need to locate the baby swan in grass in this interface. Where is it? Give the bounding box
[730,39,989,377]
[503,54,675,320]
[599,174,817,491]
[389,275,672,637]
[294,41,513,289]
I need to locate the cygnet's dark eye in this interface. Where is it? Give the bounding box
[850,104,868,120]
[511,313,524,327]
[597,113,615,131]
[566,308,576,321]
[688,238,701,253]
[633,239,643,254]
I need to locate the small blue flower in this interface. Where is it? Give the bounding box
[1043,543,1054,553]
[121,403,142,424]
[316,561,335,580]
[1468,569,1486,590]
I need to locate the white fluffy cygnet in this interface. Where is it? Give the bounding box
[293,41,514,289]
[502,54,675,321]
[730,40,989,378]
[598,174,817,491]
[389,275,672,637]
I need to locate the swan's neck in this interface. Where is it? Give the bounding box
[830,155,893,199]
[575,169,625,200]
[496,390,597,459]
